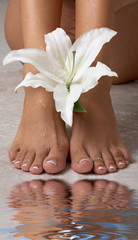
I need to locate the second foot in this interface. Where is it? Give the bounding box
[70,91,130,175]
[9,88,69,175]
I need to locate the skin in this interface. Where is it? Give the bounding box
[4,0,138,174]
[5,0,69,174]
[70,0,138,174]
[8,179,131,239]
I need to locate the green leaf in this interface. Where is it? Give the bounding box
[73,101,87,113]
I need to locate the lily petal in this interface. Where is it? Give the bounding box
[15,72,56,93]
[53,83,82,126]
[81,61,118,93]
[45,28,72,65]
[3,48,63,82]
[67,28,117,81]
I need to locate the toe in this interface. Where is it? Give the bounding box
[9,145,19,163]
[102,181,118,205]
[43,146,68,174]
[20,182,32,193]
[120,147,131,165]
[21,150,36,172]
[14,149,27,169]
[102,150,117,173]
[29,180,44,195]
[91,153,107,175]
[43,180,67,197]
[71,146,93,174]
[72,180,93,196]
[29,180,44,190]
[110,147,126,169]
[30,152,46,175]
[93,179,108,189]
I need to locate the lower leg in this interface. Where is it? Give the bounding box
[5,0,69,174]
[5,0,23,50]
[70,0,130,174]
[111,1,138,83]
[61,0,75,43]
[75,0,138,84]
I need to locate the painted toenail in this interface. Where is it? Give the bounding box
[109,165,115,169]
[97,166,105,170]
[119,161,124,165]
[46,160,58,166]
[79,159,91,164]
[32,166,39,170]
[22,163,28,167]
[15,161,20,164]
[12,160,15,163]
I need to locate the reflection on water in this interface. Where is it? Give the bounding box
[1,179,138,239]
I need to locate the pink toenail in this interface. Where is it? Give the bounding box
[46,160,57,166]
[109,165,115,169]
[33,166,39,170]
[98,166,105,170]
[79,159,91,164]
[22,163,28,167]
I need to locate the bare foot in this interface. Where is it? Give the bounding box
[70,85,130,174]
[9,87,69,174]
[71,179,131,217]
[8,179,69,239]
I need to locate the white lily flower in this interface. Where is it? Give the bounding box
[3,28,118,126]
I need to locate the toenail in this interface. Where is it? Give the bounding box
[118,161,124,165]
[97,166,105,170]
[32,166,39,170]
[126,160,129,164]
[22,163,28,167]
[79,159,91,164]
[46,160,58,166]
[109,165,115,169]
[12,160,15,163]
[32,185,39,189]
[15,161,20,164]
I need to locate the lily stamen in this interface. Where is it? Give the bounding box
[71,51,76,77]
[66,51,76,88]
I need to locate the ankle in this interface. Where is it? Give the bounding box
[23,63,39,78]
[24,86,56,111]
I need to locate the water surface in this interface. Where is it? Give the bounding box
[0,179,138,240]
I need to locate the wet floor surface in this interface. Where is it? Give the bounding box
[0,179,138,240]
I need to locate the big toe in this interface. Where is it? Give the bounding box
[71,146,93,173]
[43,146,68,174]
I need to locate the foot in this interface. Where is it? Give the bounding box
[71,180,130,214]
[9,179,69,238]
[70,84,130,174]
[9,87,69,174]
